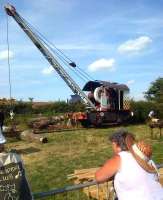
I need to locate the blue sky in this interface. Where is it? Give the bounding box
[0,0,162,101]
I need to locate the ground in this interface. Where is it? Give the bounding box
[5,124,163,199]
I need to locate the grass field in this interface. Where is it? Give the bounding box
[5,124,163,199]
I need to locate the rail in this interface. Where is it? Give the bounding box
[33,164,163,200]
[33,180,115,200]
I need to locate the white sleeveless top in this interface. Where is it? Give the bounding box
[114,151,163,200]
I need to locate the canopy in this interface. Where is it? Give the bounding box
[82,80,129,91]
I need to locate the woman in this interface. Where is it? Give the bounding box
[95,129,163,200]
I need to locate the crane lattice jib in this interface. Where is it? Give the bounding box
[5,4,96,110]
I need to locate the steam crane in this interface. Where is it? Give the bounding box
[4,4,96,110]
[5,4,131,127]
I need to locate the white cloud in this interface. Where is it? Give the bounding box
[0,50,14,60]
[126,80,135,86]
[41,66,54,75]
[88,58,115,72]
[132,93,145,101]
[118,36,152,54]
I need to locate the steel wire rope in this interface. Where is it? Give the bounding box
[13,17,89,91]
[6,15,12,100]
[6,13,14,120]
[21,16,95,81]
[42,38,95,82]
[75,67,94,81]
[40,38,95,81]
[23,17,74,64]
[37,33,94,82]
[21,17,89,83]
[21,17,75,64]
[32,32,87,83]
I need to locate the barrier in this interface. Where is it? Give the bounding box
[33,164,163,200]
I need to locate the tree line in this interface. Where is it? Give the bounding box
[0,77,162,123]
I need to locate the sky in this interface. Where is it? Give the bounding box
[0,0,163,102]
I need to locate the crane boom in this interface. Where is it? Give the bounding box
[5,4,96,110]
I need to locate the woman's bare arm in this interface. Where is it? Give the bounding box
[95,155,121,183]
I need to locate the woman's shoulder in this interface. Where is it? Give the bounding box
[118,151,131,157]
[118,151,133,163]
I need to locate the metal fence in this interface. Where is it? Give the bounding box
[33,180,116,200]
[33,164,163,200]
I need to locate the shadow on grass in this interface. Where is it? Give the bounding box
[16,147,40,155]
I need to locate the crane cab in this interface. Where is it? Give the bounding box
[82,80,131,126]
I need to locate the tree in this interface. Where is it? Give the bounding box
[144,77,163,102]
[28,97,34,103]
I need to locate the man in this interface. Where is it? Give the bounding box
[0,131,33,200]
[0,109,4,131]
[0,109,7,144]
[148,110,159,123]
[148,110,155,119]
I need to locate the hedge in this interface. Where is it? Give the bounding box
[0,100,162,124]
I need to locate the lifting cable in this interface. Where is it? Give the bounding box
[29,28,88,83]
[6,13,14,120]
[22,16,95,82]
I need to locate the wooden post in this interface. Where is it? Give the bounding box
[159,120,163,139]
[150,127,153,139]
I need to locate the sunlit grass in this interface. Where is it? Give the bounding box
[5,124,163,199]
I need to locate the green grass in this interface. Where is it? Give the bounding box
[5,124,163,199]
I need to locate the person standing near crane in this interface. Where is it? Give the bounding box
[0,109,5,131]
[0,109,6,144]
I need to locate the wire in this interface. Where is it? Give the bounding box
[6,15,12,102]
[21,17,72,64]
[76,67,94,81]
[21,16,95,82]
[6,14,14,120]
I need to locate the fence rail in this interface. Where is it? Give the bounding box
[33,180,115,200]
[33,164,163,200]
[34,181,97,199]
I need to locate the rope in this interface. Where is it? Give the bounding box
[37,31,95,82]
[6,15,12,101]
[6,14,14,120]
[22,16,95,82]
